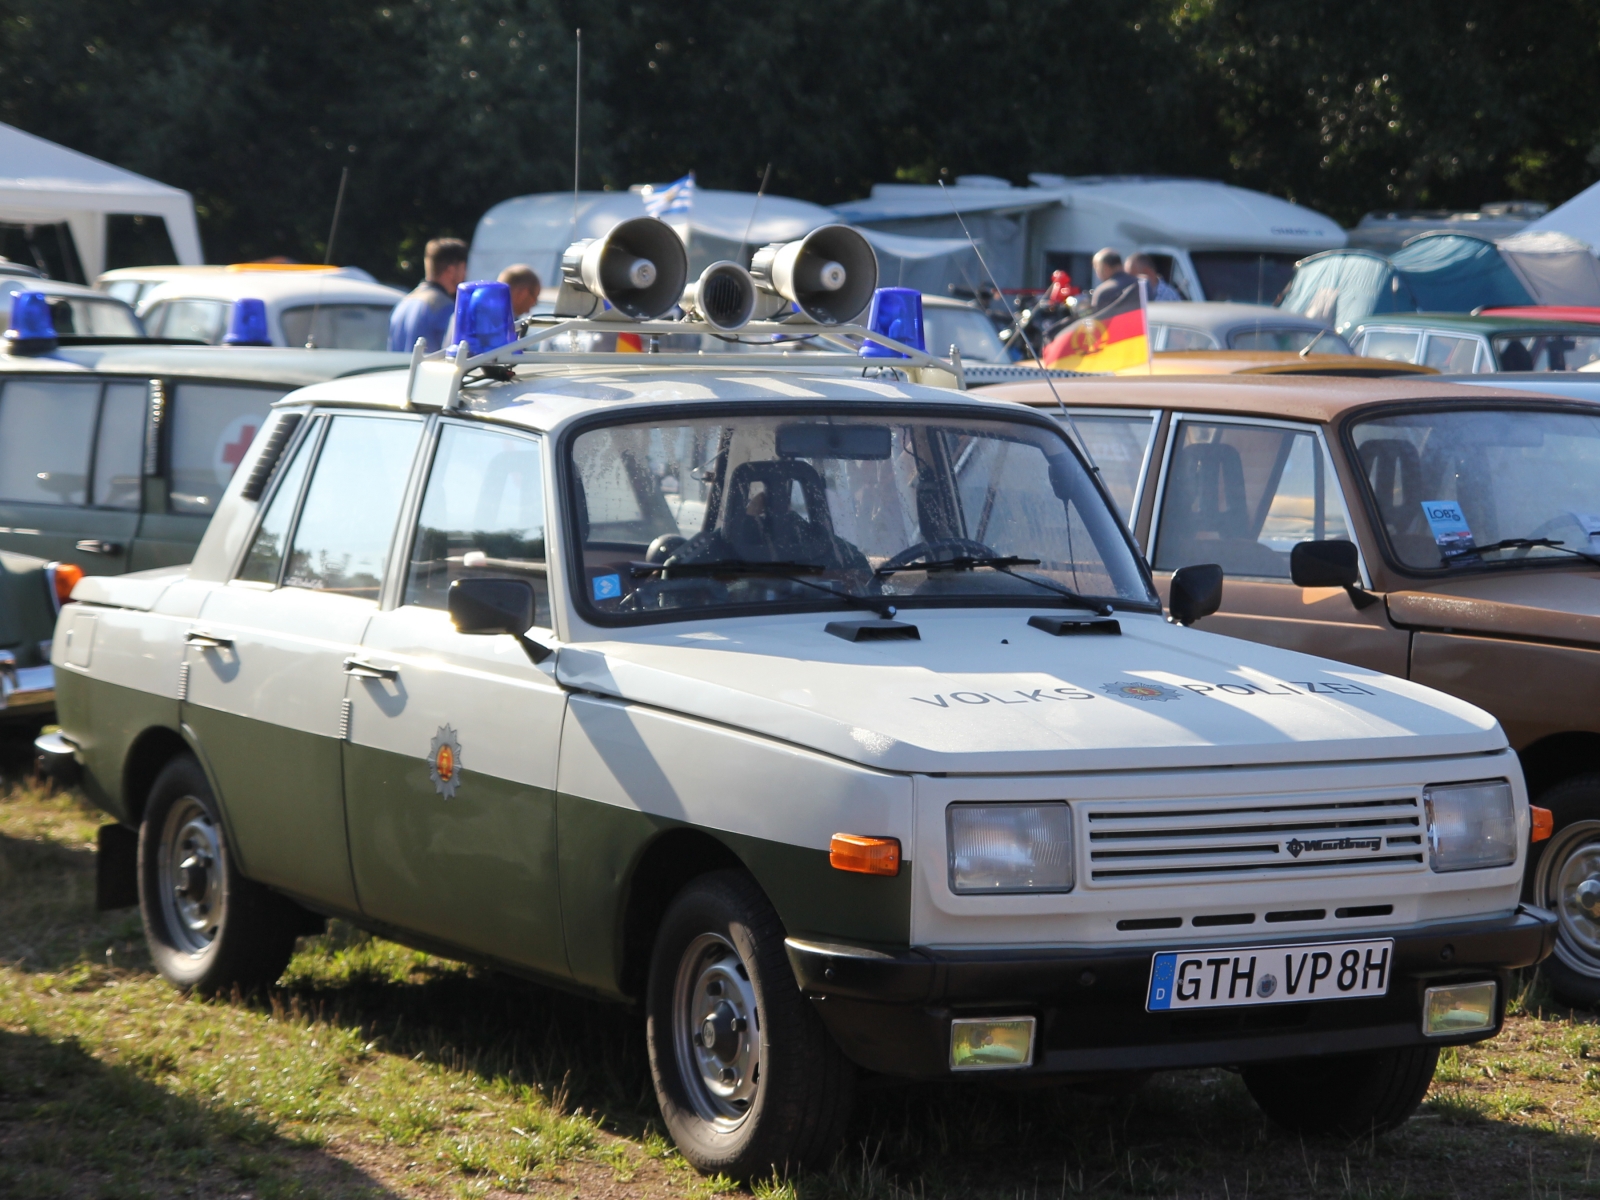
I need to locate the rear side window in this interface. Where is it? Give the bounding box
[94,383,147,510]
[0,380,98,505]
[405,423,548,624]
[167,385,287,514]
[280,304,394,350]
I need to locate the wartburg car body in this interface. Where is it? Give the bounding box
[49,342,1553,1174]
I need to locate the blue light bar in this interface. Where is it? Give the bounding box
[450,280,514,357]
[4,290,57,351]
[859,287,925,359]
[223,298,272,346]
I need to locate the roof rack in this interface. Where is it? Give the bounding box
[405,315,969,409]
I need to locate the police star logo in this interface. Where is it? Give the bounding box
[1100,681,1182,702]
[429,724,463,799]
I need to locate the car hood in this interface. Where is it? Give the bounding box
[1387,567,1600,646]
[556,608,1502,774]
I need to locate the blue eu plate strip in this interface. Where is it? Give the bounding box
[1147,953,1176,1011]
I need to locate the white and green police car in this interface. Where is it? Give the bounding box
[42,227,1555,1176]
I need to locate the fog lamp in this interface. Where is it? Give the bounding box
[950,1016,1036,1071]
[224,297,271,346]
[1424,780,1516,873]
[1423,981,1497,1037]
[860,287,925,359]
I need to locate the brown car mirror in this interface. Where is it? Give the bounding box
[1290,540,1379,610]
[448,578,552,663]
[1169,563,1223,626]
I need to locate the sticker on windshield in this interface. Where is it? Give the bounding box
[1420,500,1480,563]
[1571,512,1600,551]
[592,573,622,601]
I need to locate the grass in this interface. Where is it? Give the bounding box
[4,772,1600,1198]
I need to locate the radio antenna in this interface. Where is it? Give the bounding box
[571,28,582,242]
[304,164,350,348]
[737,162,772,266]
[936,180,1097,468]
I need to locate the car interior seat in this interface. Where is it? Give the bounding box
[722,460,837,562]
[1359,437,1438,565]
[1157,440,1287,577]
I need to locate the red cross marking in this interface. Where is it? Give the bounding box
[222,424,258,472]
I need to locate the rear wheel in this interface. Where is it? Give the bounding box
[1529,776,1600,1009]
[1242,1045,1439,1137]
[645,870,854,1178]
[138,755,302,995]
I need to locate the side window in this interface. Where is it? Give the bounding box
[94,383,147,510]
[149,299,229,344]
[1164,327,1219,351]
[1423,334,1480,373]
[1154,421,1349,580]
[0,380,98,505]
[283,415,424,599]
[239,418,319,583]
[404,423,549,625]
[168,384,287,514]
[1357,330,1422,363]
[1059,412,1156,522]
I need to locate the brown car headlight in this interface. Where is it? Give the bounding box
[1424,780,1517,873]
[948,802,1074,893]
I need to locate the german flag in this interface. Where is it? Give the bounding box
[1041,306,1149,372]
[617,332,643,352]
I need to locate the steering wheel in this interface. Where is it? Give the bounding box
[878,537,1000,572]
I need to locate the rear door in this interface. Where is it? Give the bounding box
[1147,412,1410,676]
[0,376,145,572]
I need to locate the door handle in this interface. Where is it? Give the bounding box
[343,657,398,681]
[185,630,234,650]
[76,539,122,555]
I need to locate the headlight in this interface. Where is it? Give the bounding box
[1424,780,1516,873]
[948,802,1073,893]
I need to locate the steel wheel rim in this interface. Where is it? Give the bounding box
[1538,819,1600,975]
[671,931,760,1128]
[157,796,225,955]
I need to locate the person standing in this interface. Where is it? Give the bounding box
[1087,248,1140,317]
[388,238,469,352]
[497,264,543,319]
[1127,253,1183,302]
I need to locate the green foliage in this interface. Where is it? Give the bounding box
[4,1,1597,284]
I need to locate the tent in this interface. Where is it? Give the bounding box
[0,122,203,280]
[1279,232,1600,331]
[468,189,982,298]
[1525,180,1600,250]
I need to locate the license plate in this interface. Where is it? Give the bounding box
[1146,938,1394,1012]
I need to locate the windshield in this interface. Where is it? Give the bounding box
[1228,326,1352,354]
[923,306,1011,363]
[1189,252,1300,305]
[1351,407,1600,570]
[1492,333,1600,372]
[281,303,395,350]
[569,408,1154,621]
[2,283,143,337]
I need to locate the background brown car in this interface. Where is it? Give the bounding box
[986,374,1600,1006]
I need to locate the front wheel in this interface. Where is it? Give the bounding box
[1242,1045,1439,1137]
[1529,775,1600,1008]
[645,870,854,1178]
[138,755,303,995]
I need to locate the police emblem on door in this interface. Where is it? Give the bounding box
[429,725,463,799]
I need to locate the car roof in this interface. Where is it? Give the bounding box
[0,344,410,387]
[1131,351,1434,376]
[282,361,1032,436]
[978,373,1578,423]
[137,271,404,307]
[1,276,127,301]
[1350,312,1600,336]
[1145,301,1333,335]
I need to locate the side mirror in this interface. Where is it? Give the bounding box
[447,578,552,663]
[1168,563,1223,626]
[1289,540,1379,609]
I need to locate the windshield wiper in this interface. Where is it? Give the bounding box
[631,559,896,618]
[1467,537,1600,565]
[875,555,1111,613]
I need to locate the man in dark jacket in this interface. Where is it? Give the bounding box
[1087,248,1141,318]
[388,238,469,352]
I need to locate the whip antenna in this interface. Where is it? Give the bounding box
[936,181,1097,469]
[571,29,582,243]
[737,162,772,267]
[304,164,350,348]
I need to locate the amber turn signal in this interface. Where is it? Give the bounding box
[50,562,84,605]
[829,833,901,876]
[1531,806,1554,843]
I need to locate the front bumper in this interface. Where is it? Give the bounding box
[787,906,1556,1079]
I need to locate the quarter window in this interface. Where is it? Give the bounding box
[1155,421,1349,579]
[405,424,548,624]
[0,380,98,505]
[283,416,423,599]
[1422,334,1481,373]
[239,418,319,584]
[167,385,287,514]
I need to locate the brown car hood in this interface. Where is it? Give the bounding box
[1387,568,1600,645]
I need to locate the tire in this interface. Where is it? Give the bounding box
[645,870,854,1178]
[1242,1045,1439,1138]
[138,755,302,995]
[1528,774,1600,1009]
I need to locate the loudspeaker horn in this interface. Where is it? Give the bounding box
[749,224,878,325]
[681,261,757,330]
[554,216,689,320]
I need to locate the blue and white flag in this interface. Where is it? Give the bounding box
[642,172,695,219]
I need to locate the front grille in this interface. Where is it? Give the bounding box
[1084,794,1424,884]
